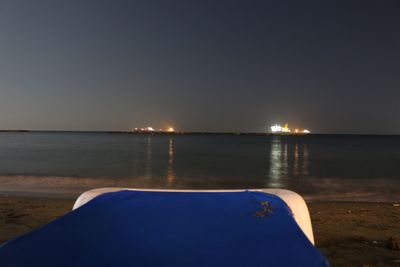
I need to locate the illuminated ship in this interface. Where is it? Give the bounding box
[270,123,310,134]
[132,127,155,133]
[132,127,175,133]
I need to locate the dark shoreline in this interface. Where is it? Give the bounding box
[1,130,400,137]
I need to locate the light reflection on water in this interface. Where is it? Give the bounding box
[145,137,152,178]
[268,137,309,188]
[166,138,176,185]
[0,132,399,201]
[293,142,299,176]
[268,137,283,187]
[302,144,309,176]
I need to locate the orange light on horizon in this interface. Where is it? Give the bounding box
[167,127,175,132]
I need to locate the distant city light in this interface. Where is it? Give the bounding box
[167,127,175,133]
[303,129,310,133]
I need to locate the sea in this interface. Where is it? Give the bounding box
[0,132,399,202]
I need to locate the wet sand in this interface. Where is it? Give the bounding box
[0,196,399,267]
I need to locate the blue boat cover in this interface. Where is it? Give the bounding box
[0,191,328,266]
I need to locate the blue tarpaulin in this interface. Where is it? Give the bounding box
[0,190,328,266]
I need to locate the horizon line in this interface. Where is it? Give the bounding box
[1,129,400,136]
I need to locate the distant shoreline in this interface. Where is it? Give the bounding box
[1,130,400,136]
[0,130,31,133]
[0,130,308,136]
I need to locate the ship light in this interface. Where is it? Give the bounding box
[281,123,291,133]
[271,124,282,133]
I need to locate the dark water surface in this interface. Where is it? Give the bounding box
[0,132,399,201]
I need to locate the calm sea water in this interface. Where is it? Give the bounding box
[0,132,399,201]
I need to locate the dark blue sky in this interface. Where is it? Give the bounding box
[0,0,399,133]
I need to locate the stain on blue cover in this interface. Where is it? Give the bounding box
[0,191,328,266]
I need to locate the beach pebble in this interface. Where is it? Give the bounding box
[386,237,400,250]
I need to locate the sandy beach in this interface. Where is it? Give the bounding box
[310,202,400,266]
[0,196,399,266]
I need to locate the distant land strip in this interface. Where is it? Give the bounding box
[0,129,305,136]
[0,130,31,132]
[2,130,399,136]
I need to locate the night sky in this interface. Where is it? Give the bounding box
[0,0,399,134]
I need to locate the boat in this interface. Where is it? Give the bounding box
[0,188,328,266]
[270,123,311,135]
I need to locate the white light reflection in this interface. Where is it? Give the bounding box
[302,144,309,176]
[268,136,287,187]
[293,142,300,176]
[166,138,176,185]
[145,137,152,178]
[132,137,139,177]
